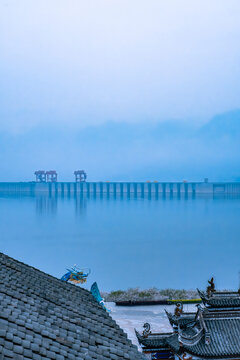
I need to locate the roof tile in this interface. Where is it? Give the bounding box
[0,252,146,359]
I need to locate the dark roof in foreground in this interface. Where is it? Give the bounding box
[137,287,240,359]
[178,308,240,358]
[198,289,240,308]
[0,252,145,360]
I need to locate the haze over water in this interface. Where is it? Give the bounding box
[1,0,240,298]
[1,1,240,183]
[1,193,240,292]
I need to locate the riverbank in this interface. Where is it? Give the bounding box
[102,288,199,303]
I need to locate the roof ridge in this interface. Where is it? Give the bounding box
[0,252,90,294]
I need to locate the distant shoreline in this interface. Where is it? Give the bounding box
[114,298,202,306]
[101,288,200,303]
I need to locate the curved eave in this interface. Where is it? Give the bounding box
[165,310,175,326]
[178,328,204,347]
[197,289,208,304]
[165,310,197,328]
[135,329,143,343]
[135,329,175,348]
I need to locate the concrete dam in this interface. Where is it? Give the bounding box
[0,181,239,196]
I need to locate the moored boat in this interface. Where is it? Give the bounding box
[115,298,202,306]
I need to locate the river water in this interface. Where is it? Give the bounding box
[0,194,240,292]
[108,302,196,347]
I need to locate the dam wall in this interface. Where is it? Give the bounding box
[0,182,239,196]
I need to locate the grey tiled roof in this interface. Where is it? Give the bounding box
[135,330,180,354]
[165,311,196,327]
[135,331,175,350]
[181,316,240,357]
[137,295,240,358]
[198,289,240,308]
[137,311,240,358]
[0,252,146,360]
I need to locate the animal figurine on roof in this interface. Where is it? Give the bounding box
[142,323,151,338]
[174,302,183,317]
[61,265,90,284]
[207,277,215,296]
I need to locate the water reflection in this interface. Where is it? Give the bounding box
[35,195,58,215]
[75,195,87,216]
[34,192,240,218]
[1,191,240,291]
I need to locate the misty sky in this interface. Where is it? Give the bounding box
[1,0,240,133]
[0,1,240,181]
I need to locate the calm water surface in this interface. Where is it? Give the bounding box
[109,303,196,346]
[0,194,240,291]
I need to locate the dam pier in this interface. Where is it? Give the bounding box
[0,181,239,196]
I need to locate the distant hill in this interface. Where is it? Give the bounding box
[199,109,240,138]
[75,120,194,146]
[0,110,239,181]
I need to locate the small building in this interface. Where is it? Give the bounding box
[34,170,46,182]
[136,279,240,360]
[74,170,87,182]
[46,170,58,182]
[0,252,145,360]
